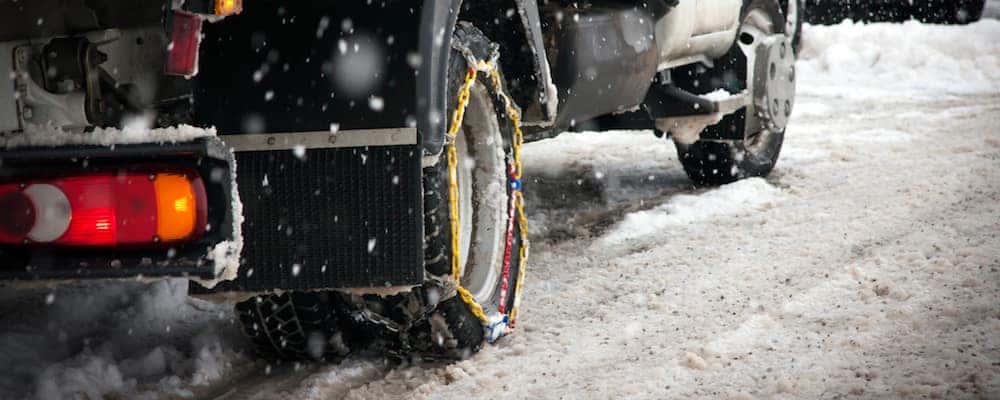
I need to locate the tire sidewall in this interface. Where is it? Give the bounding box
[424,26,523,328]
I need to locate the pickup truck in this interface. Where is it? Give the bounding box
[0,0,798,362]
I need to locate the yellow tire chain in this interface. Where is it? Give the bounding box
[444,58,529,333]
[485,66,530,329]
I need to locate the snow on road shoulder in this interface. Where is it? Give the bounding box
[601,178,784,245]
[798,19,1000,96]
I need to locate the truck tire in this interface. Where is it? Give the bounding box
[674,0,793,185]
[849,2,912,23]
[416,23,526,358]
[913,0,986,24]
[235,291,354,361]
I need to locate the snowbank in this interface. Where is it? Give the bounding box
[797,19,1000,97]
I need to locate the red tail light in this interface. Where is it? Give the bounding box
[0,170,207,247]
[165,11,203,77]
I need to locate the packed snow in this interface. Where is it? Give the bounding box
[1,13,999,400]
[601,178,784,244]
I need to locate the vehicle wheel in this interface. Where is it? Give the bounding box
[234,291,354,361]
[852,2,912,23]
[674,0,794,185]
[416,22,526,358]
[913,0,985,24]
[231,24,525,363]
[801,0,849,25]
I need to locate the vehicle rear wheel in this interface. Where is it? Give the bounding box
[674,0,794,185]
[912,0,986,24]
[417,22,526,358]
[232,24,526,363]
[234,291,354,361]
[848,1,913,23]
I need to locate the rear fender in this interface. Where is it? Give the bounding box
[419,0,555,157]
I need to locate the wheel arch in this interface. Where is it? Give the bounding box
[418,0,554,157]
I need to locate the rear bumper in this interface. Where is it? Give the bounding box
[0,138,237,281]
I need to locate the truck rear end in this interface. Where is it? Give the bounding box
[0,0,526,362]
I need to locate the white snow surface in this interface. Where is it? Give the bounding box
[601,178,784,244]
[1,16,1000,400]
[796,19,1000,97]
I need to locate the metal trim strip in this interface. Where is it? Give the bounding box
[222,127,417,152]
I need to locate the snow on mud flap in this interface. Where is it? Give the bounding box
[233,24,528,362]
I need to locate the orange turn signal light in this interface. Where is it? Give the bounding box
[215,0,243,16]
[154,173,204,242]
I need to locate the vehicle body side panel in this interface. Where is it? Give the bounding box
[655,0,742,69]
[194,1,421,135]
[417,0,459,157]
[545,0,742,129]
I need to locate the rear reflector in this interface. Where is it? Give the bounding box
[24,183,73,242]
[165,11,203,77]
[0,170,207,247]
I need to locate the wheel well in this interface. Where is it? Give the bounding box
[458,0,545,121]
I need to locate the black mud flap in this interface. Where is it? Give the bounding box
[0,137,236,281]
[193,143,425,294]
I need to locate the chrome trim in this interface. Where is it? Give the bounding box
[221,127,417,152]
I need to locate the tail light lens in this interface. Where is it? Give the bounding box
[0,170,207,247]
[165,11,203,77]
[215,0,243,16]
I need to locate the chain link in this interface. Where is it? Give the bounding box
[445,57,530,333]
[351,49,530,351]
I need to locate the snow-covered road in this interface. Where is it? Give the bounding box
[2,17,999,400]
